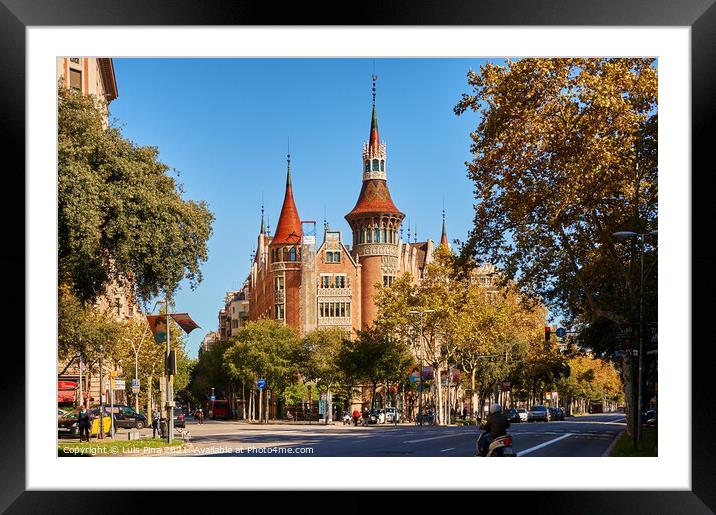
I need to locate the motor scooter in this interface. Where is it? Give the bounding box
[342,411,352,425]
[476,431,516,457]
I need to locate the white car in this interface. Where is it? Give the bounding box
[517,408,528,422]
[384,407,401,423]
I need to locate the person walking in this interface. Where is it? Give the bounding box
[152,408,161,438]
[77,405,91,442]
[197,408,204,424]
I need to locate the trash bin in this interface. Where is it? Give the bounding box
[159,419,168,438]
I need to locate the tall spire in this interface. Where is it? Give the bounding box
[369,72,380,152]
[260,196,265,235]
[440,208,449,247]
[272,148,302,245]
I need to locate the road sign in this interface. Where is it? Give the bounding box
[113,379,125,390]
[319,400,326,415]
[320,392,327,401]
[131,386,140,394]
[257,378,266,389]
[210,395,216,401]
[131,378,140,387]
[556,327,567,338]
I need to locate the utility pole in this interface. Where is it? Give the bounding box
[166,292,174,443]
[98,345,104,440]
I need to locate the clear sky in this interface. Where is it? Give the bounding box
[110,58,496,358]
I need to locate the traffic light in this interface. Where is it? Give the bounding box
[545,326,551,342]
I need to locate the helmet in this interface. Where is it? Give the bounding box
[490,403,501,415]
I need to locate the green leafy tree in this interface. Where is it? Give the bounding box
[301,328,348,423]
[58,85,214,305]
[340,328,414,412]
[223,320,302,421]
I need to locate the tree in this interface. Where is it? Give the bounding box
[58,85,214,305]
[301,328,348,423]
[223,320,302,422]
[454,58,657,434]
[339,328,414,413]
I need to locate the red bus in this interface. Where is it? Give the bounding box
[206,399,230,419]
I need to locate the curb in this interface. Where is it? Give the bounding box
[602,429,625,457]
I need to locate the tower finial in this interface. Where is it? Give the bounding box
[260,197,265,235]
[414,224,418,244]
[286,137,292,187]
[267,215,271,237]
[372,63,377,106]
[407,219,411,242]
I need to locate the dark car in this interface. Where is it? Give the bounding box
[95,405,147,429]
[528,405,550,422]
[504,408,521,423]
[549,407,565,421]
[173,405,186,428]
[642,409,657,427]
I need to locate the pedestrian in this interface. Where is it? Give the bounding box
[152,408,161,438]
[197,408,204,424]
[77,405,91,442]
[463,407,468,420]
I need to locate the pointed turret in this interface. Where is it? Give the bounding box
[271,153,302,245]
[260,203,265,235]
[440,209,449,248]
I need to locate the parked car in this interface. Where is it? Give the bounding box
[528,405,550,422]
[504,408,521,423]
[642,409,657,427]
[173,406,186,428]
[95,405,147,430]
[516,408,528,422]
[58,409,114,437]
[384,407,401,423]
[549,407,565,421]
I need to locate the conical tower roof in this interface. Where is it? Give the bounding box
[346,76,403,222]
[271,155,302,245]
[440,210,449,247]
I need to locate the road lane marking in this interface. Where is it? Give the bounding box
[403,433,465,444]
[517,433,573,456]
[440,448,455,452]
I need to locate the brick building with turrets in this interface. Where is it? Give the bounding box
[237,76,448,340]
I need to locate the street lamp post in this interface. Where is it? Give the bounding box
[130,300,164,414]
[613,229,657,449]
[409,309,434,426]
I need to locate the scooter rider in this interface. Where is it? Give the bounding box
[478,403,510,456]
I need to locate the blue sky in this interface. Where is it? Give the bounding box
[110,58,496,358]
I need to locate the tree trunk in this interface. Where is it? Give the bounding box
[471,368,478,418]
[242,382,246,420]
[621,353,635,437]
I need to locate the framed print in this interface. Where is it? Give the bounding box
[5,0,715,512]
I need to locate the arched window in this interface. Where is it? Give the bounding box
[365,161,370,173]
[374,224,380,242]
[382,228,387,243]
[372,159,379,171]
[283,248,289,261]
[289,247,296,261]
[380,160,385,172]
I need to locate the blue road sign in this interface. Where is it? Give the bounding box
[556,328,567,338]
[210,395,216,401]
[257,379,266,389]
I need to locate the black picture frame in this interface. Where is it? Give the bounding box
[3,0,714,512]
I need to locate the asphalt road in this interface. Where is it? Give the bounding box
[163,413,626,457]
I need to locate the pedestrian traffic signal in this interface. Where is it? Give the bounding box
[545,326,551,342]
